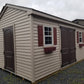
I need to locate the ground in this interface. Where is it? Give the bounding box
[0,60,84,84]
[0,70,31,84]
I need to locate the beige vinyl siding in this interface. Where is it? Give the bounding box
[0,7,33,82]
[0,20,4,68]
[59,24,84,61]
[57,24,84,62]
[32,17,61,81]
[32,17,84,81]
[1,5,84,83]
[75,29,84,61]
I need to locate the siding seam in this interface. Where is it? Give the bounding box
[29,14,35,82]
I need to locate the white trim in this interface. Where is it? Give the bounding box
[43,25,54,47]
[79,32,83,43]
[30,14,35,82]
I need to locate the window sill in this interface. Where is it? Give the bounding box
[44,47,56,54]
[79,44,84,48]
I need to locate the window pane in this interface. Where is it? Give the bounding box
[49,41,52,44]
[45,37,52,44]
[79,32,82,42]
[45,27,48,31]
[79,38,82,42]
[45,41,48,44]
[49,27,51,31]
[44,27,52,45]
[49,37,51,40]
[45,32,48,35]
[49,31,52,35]
[45,37,49,40]
[79,33,81,37]
[79,32,82,37]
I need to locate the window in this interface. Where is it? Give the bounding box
[79,32,82,43]
[44,27,53,45]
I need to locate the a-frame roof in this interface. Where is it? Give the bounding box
[0,3,84,29]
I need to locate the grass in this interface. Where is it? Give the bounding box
[0,69,31,84]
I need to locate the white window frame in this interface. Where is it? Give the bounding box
[79,32,83,43]
[43,26,53,46]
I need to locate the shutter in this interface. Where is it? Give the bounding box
[82,32,84,43]
[53,27,57,45]
[38,25,43,46]
[77,31,79,43]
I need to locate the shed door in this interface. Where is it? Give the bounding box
[61,27,76,67]
[68,29,76,63]
[3,26,15,72]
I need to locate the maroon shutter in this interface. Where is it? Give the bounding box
[53,27,57,45]
[38,25,43,46]
[82,32,84,43]
[77,31,79,43]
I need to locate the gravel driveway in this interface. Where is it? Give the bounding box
[0,69,31,84]
[0,60,84,84]
[38,60,84,84]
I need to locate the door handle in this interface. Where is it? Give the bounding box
[60,50,63,53]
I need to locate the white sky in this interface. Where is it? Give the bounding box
[0,0,84,21]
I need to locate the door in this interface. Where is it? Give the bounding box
[3,26,15,72]
[68,29,76,63]
[61,27,76,67]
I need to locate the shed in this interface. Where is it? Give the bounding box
[73,19,84,26]
[0,4,84,83]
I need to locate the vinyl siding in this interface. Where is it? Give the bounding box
[0,20,4,68]
[32,17,84,81]
[1,6,84,83]
[57,24,84,62]
[32,17,61,81]
[75,29,84,61]
[0,7,33,82]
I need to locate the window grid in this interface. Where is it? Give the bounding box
[44,27,53,45]
[79,32,82,43]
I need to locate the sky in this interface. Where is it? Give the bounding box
[0,0,84,21]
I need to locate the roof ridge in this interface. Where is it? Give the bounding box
[0,3,84,29]
[5,3,32,10]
